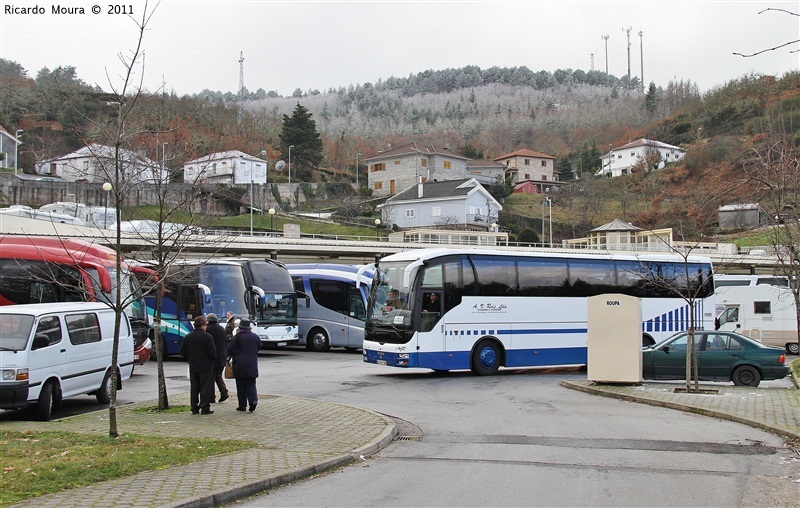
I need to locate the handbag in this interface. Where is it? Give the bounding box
[224,361,234,379]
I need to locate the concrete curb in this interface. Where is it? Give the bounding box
[167,407,398,508]
[560,380,800,441]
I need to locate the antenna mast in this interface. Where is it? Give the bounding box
[638,30,645,93]
[601,34,609,74]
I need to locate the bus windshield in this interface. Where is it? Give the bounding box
[196,264,250,317]
[255,292,297,324]
[368,261,415,342]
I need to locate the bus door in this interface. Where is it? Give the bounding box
[346,285,367,347]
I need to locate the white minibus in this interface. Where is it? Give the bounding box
[0,302,134,420]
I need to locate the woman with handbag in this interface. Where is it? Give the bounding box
[226,319,261,412]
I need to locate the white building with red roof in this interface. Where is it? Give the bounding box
[598,138,685,177]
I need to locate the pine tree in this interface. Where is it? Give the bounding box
[644,82,657,115]
[279,103,324,177]
[556,157,575,181]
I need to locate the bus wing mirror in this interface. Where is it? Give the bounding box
[196,284,211,305]
[714,318,720,330]
[355,264,375,289]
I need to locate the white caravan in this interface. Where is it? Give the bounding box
[715,284,799,354]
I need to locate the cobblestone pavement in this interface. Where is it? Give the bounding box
[561,380,800,440]
[4,392,397,508]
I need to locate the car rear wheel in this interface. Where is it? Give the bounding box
[307,328,331,352]
[96,369,112,404]
[732,365,761,387]
[786,342,799,355]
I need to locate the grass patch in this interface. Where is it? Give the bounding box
[790,357,800,388]
[0,430,254,505]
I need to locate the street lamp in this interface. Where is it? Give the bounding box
[269,207,276,231]
[14,129,23,175]
[260,150,268,211]
[374,218,381,240]
[249,173,254,236]
[356,152,362,186]
[546,195,552,246]
[288,145,294,185]
[102,182,112,228]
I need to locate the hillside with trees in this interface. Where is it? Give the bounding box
[1,56,797,243]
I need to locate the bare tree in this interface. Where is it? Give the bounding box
[733,8,799,57]
[742,137,800,348]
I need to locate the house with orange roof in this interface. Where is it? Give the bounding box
[493,148,557,194]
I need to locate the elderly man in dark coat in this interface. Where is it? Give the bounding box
[205,313,229,403]
[179,316,216,415]
[226,318,261,412]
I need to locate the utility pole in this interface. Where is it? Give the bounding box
[238,51,245,128]
[601,34,609,74]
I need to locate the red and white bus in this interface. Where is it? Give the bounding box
[0,236,154,364]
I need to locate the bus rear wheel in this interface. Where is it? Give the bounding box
[471,339,501,376]
[786,342,799,355]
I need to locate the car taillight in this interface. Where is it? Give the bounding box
[778,354,785,364]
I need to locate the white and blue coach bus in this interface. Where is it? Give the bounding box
[288,263,373,352]
[362,248,715,375]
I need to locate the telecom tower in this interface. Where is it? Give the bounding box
[601,34,609,74]
[623,27,632,81]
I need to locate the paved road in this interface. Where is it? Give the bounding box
[235,349,798,507]
[3,348,797,507]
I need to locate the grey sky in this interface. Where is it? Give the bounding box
[2,1,797,96]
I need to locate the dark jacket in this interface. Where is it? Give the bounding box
[179,329,216,373]
[206,322,228,368]
[226,329,260,379]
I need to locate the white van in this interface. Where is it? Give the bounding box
[0,302,134,420]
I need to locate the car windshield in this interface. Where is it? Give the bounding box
[0,314,34,351]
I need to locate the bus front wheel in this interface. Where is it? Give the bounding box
[307,328,331,352]
[471,339,501,376]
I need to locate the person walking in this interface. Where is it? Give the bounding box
[205,313,229,403]
[179,316,216,415]
[226,318,261,412]
[225,311,236,342]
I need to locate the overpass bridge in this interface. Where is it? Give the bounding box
[0,214,783,273]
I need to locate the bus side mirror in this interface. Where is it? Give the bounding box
[714,318,720,330]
